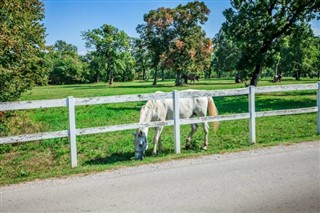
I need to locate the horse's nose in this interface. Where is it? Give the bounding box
[135,152,143,160]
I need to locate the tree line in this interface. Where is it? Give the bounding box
[1,0,319,102]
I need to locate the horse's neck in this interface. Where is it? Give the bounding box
[139,101,154,137]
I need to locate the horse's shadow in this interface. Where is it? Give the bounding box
[83,149,176,165]
[84,152,133,165]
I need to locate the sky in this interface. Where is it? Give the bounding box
[42,0,319,55]
[42,0,230,54]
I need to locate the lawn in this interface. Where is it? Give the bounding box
[1,78,319,185]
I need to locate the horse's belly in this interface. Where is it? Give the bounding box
[165,99,194,120]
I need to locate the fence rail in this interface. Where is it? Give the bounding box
[1,83,319,167]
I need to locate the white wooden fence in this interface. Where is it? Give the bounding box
[1,83,319,168]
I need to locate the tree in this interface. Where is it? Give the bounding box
[137,7,175,85]
[83,51,106,83]
[166,1,212,85]
[132,38,152,81]
[279,25,319,79]
[0,0,46,101]
[222,0,320,86]
[212,31,240,78]
[82,24,131,85]
[48,40,86,84]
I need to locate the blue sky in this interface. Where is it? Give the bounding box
[42,0,319,55]
[43,0,231,54]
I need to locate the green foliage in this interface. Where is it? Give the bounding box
[279,26,320,79]
[0,0,47,101]
[81,24,132,85]
[137,7,175,85]
[47,40,87,85]
[131,38,153,81]
[137,1,213,85]
[212,31,241,78]
[222,0,320,85]
[167,1,212,85]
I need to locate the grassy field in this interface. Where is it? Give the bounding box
[1,78,320,185]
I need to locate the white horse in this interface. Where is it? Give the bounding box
[132,91,218,160]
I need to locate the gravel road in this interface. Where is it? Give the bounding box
[1,141,319,212]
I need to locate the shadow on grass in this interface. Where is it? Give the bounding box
[83,149,174,165]
[84,152,133,165]
[215,95,316,114]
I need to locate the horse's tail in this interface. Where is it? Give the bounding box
[207,97,219,134]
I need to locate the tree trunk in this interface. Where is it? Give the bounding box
[295,67,301,80]
[161,67,165,81]
[109,69,114,85]
[250,64,262,86]
[175,72,182,86]
[96,72,100,83]
[275,60,279,76]
[153,65,158,85]
[142,68,146,81]
[109,76,114,85]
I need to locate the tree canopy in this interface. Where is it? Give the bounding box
[81,24,132,85]
[222,0,320,85]
[137,1,213,85]
[0,0,46,101]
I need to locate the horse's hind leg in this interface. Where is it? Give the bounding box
[202,122,209,150]
[186,124,198,149]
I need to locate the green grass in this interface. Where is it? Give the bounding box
[1,78,320,185]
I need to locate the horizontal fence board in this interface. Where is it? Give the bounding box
[75,92,173,106]
[256,107,317,117]
[180,88,248,98]
[0,99,67,111]
[77,120,174,136]
[180,113,250,125]
[256,84,317,94]
[0,130,68,144]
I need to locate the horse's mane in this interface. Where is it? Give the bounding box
[140,100,156,123]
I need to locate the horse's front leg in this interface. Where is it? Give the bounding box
[202,122,209,150]
[152,127,163,156]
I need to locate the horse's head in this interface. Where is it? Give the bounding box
[132,129,148,160]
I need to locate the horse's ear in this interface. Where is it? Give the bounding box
[138,129,143,136]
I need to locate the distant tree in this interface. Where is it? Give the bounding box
[0,0,46,101]
[279,26,320,80]
[222,0,320,86]
[132,38,152,81]
[116,51,135,82]
[212,31,240,78]
[166,1,212,85]
[137,7,175,85]
[82,24,131,85]
[48,40,86,84]
[83,51,106,83]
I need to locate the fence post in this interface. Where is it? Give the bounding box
[67,96,77,168]
[173,90,181,154]
[249,86,256,144]
[317,82,320,134]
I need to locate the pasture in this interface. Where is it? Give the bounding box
[1,78,320,185]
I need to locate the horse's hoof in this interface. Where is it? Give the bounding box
[152,152,157,156]
[201,146,207,151]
